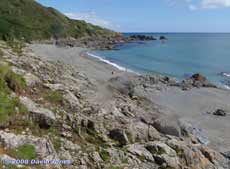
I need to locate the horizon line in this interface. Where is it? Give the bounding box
[120,32,230,34]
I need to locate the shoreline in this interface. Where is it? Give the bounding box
[86,50,230,91]
[29,43,230,153]
[85,51,140,75]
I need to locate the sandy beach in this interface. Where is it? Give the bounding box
[30,44,131,82]
[30,44,230,153]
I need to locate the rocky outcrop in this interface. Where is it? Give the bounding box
[181,73,216,90]
[160,36,167,40]
[213,109,227,116]
[179,119,209,145]
[153,116,182,137]
[128,35,157,41]
[0,131,57,159]
[19,96,56,128]
[109,129,129,146]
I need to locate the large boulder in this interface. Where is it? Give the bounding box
[127,144,154,162]
[213,109,227,117]
[63,90,81,109]
[20,96,56,128]
[181,73,216,90]
[109,129,129,146]
[145,141,179,168]
[152,116,181,137]
[128,121,160,143]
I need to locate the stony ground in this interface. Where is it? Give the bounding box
[0,41,229,169]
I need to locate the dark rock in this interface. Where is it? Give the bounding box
[160,36,167,40]
[109,129,129,146]
[180,73,216,90]
[128,35,157,41]
[213,109,226,116]
[31,112,55,129]
[191,73,207,82]
[221,151,230,159]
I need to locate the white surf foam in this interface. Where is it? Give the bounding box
[222,72,230,78]
[86,52,138,74]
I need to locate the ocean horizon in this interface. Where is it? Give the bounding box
[91,32,230,89]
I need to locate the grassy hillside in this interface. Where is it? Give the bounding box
[0,0,116,41]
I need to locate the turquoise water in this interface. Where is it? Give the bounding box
[92,33,230,88]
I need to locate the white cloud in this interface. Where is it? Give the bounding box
[201,0,230,8]
[166,0,230,10]
[65,11,120,30]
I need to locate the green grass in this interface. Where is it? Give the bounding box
[99,149,110,162]
[7,40,25,56]
[0,93,17,124]
[84,129,109,148]
[0,62,27,126]
[9,144,36,160]
[42,90,63,104]
[52,136,62,151]
[0,62,26,93]
[73,127,80,136]
[138,155,146,161]
[0,93,28,125]
[121,158,129,164]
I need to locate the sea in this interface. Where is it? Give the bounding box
[89,33,230,89]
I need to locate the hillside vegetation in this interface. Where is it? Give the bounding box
[0,0,115,41]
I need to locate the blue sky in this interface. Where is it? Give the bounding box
[36,0,230,32]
